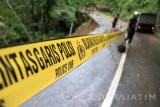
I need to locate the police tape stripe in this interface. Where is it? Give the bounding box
[0,32,125,107]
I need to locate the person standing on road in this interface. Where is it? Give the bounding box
[125,14,138,44]
[112,14,119,28]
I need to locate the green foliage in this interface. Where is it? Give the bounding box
[0,0,160,47]
[50,5,76,24]
[106,0,159,19]
[106,0,160,34]
[0,0,75,47]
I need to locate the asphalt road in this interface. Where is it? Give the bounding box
[21,12,160,107]
[21,12,125,107]
[112,32,160,107]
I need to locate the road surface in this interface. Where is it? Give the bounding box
[21,12,160,107]
[21,11,124,107]
[112,32,160,107]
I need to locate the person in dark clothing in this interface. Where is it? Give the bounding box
[125,15,138,44]
[112,14,119,28]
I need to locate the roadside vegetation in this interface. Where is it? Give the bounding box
[0,0,95,47]
[104,0,160,36]
[0,0,160,47]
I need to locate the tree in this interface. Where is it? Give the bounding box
[6,0,32,41]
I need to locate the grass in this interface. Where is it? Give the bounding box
[103,12,113,16]
[155,31,160,37]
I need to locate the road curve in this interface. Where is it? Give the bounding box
[21,12,125,107]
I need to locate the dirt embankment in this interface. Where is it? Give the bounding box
[72,18,99,36]
[67,9,99,37]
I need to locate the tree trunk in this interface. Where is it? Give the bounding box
[156,0,160,31]
[6,0,32,41]
[69,23,74,36]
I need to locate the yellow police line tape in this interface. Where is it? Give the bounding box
[0,31,125,107]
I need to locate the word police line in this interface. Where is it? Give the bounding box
[0,41,76,89]
[0,32,125,107]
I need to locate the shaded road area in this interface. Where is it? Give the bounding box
[112,32,160,107]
